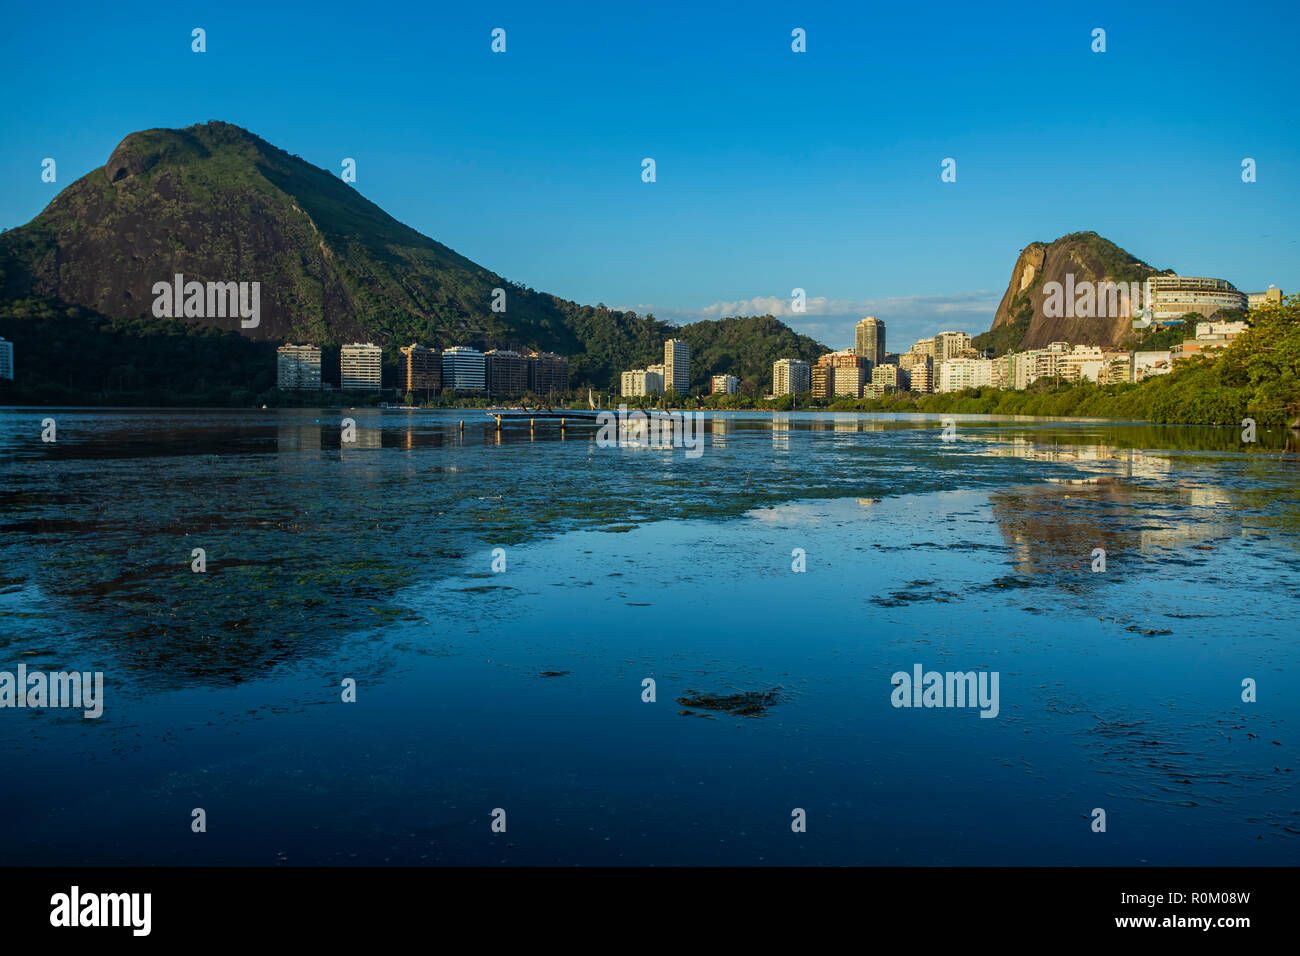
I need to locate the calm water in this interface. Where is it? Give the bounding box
[1,408,1297,865]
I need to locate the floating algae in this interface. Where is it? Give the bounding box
[676,688,782,717]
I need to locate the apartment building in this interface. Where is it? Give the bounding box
[341,343,382,390]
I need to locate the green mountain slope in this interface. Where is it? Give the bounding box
[0,121,829,398]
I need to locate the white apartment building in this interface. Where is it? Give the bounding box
[937,357,994,393]
[340,343,382,390]
[664,339,691,395]
[441,345,486,392]
[773,358,811,396]
[711,374,739,395]
[0,336,12,381]
[621,367,664,397]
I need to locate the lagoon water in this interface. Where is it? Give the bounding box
[1,408,1297,865]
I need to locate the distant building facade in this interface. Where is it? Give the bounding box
[621,368,663,397]
[484,349,529,397]
[442,346,486,392]
[664,339,691,395]
[0,336,14,381]
[831,365,866,398]
[528,352,568,395]
[277,344,322,389]
[773,358,810,396]
[854,316,886,366]
[907,355,933,393]
[1147,275,1247,324]
[1248,287,1283,310]
[872,364,901,389]
[711,374,739,395]
[398,344,441,393]
[340,343,382,390]
[933,331,973,365]
[811,365,832,399]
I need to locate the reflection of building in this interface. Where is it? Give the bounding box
[277,344,321,389]
[398,344,441,393]
[1147,275,1247,324]
[442,346,486,392]
[854,316,886,366]
[0,336,12,380]
[341,343,382,390]
[277,422,322,453]
[664,339,691,395]
[484,349,529,397]
[773,358,810,395]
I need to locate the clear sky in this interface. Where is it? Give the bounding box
[1,0,1296,350]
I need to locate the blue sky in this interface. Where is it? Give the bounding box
[2,0,1296,349]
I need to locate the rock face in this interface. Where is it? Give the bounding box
[0,121,581,350]
[981,231,1164,352]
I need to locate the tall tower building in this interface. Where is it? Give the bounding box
[664,339,691,396]
[855,316,886,366]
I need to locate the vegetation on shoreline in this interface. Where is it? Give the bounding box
[4,294,1296,427]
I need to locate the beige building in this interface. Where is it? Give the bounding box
[1248,287,1283,310]
[832,365,866,398]
[933,331,973,365]
[773,358,811,396]
[621,367,664,397]
[908,357,933,393]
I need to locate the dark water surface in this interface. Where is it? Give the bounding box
[1,408,1297,864]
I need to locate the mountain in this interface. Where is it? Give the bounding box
[0,121,826,398]
[974,231,1165,354]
